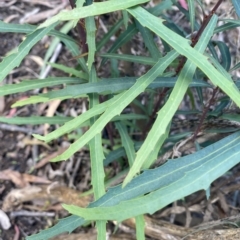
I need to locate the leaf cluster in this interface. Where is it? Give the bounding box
[1,0,240,239]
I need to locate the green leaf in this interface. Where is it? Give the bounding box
[0,77,85,96]
[85,15,96,70]
[100,53,156,66]
[38,0,150,28]
[39,21,74,78]
[230,62,240,72]
[101,23,138,66]
[123,10,218,186]
[0,114,147,126]
[26,215,85,240]
[135,215,145,240]
[12,77,210,106]
[63,36,88,73]
[88,66,107,239]
[63,131,240,221]
[88,67,105,198]
[142,124,170,169]
[29,131,240,237]
[0,21,74,43]
[208,42,219,62]
[214,41,231,71]
[0,116,73,125]
[188,0,195,33]
[115,122,136,166]
[96,19,124,51]
[76,0,85,7]
[214,22,240,34]
[0,20,88,73]
[135,20,162,60]
[0,21,88,73]
[0,22,58,82]
[149,0,173,15]
[127,7,240,107]
[42,50,178,162]
[47,63,89,79]
[231,0,240,17]
[32,99,113,143]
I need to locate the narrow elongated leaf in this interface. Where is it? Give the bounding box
[0,77,85,96]
[127,7,240,107]
[208,42,219,62]
[63,131,240,221]
[188,0,195,33]
[115,122,136,166]
[0,21,88,73]
[100,53,156,65]
[231,0,240,17]
[123,12,218,186]
[96,19,124,51]
[63,37,88,73]
[47,63,88,79]
[39,51,178,161]
[40,21,74,77]
[135,20,162,60]
[104,142,142,166]
[38,0,149,28]
[135,215,145,240]
[88,67,106,239]
[230,62,240,72]
[0,21,74,43]
[0,116,73,125]
[0,22,58,82]
[26,215,85,240]
[33,98,116,142]
[13,77,210,106]
[214,22,240,33]
[0,114,147,126]
[85,14,96,70]
[214,41,231,71]
[149,0,173,15]
[30,130,240,238]
[101,23,138,66]
[217,19,240,24]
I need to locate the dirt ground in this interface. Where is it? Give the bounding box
[0,0,240,240]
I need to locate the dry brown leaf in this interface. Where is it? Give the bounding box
[159,204,202,217]
[22,173,51,185]
[0,169,50,187]
[4,14,19,23]
[0,0,16,7]
[123,216,192,240]
[22,0,62,8]
[217,190,229,214]
[19,8,40,24]
[184,229,240,240]
[0,169,28,188]
[51,233,135,240]
[2,184,92,211]
[27,55,44,67]
[34,147,68,169]
[20,2,67,23]
[44,99,62,134]
[22,136,51,150]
